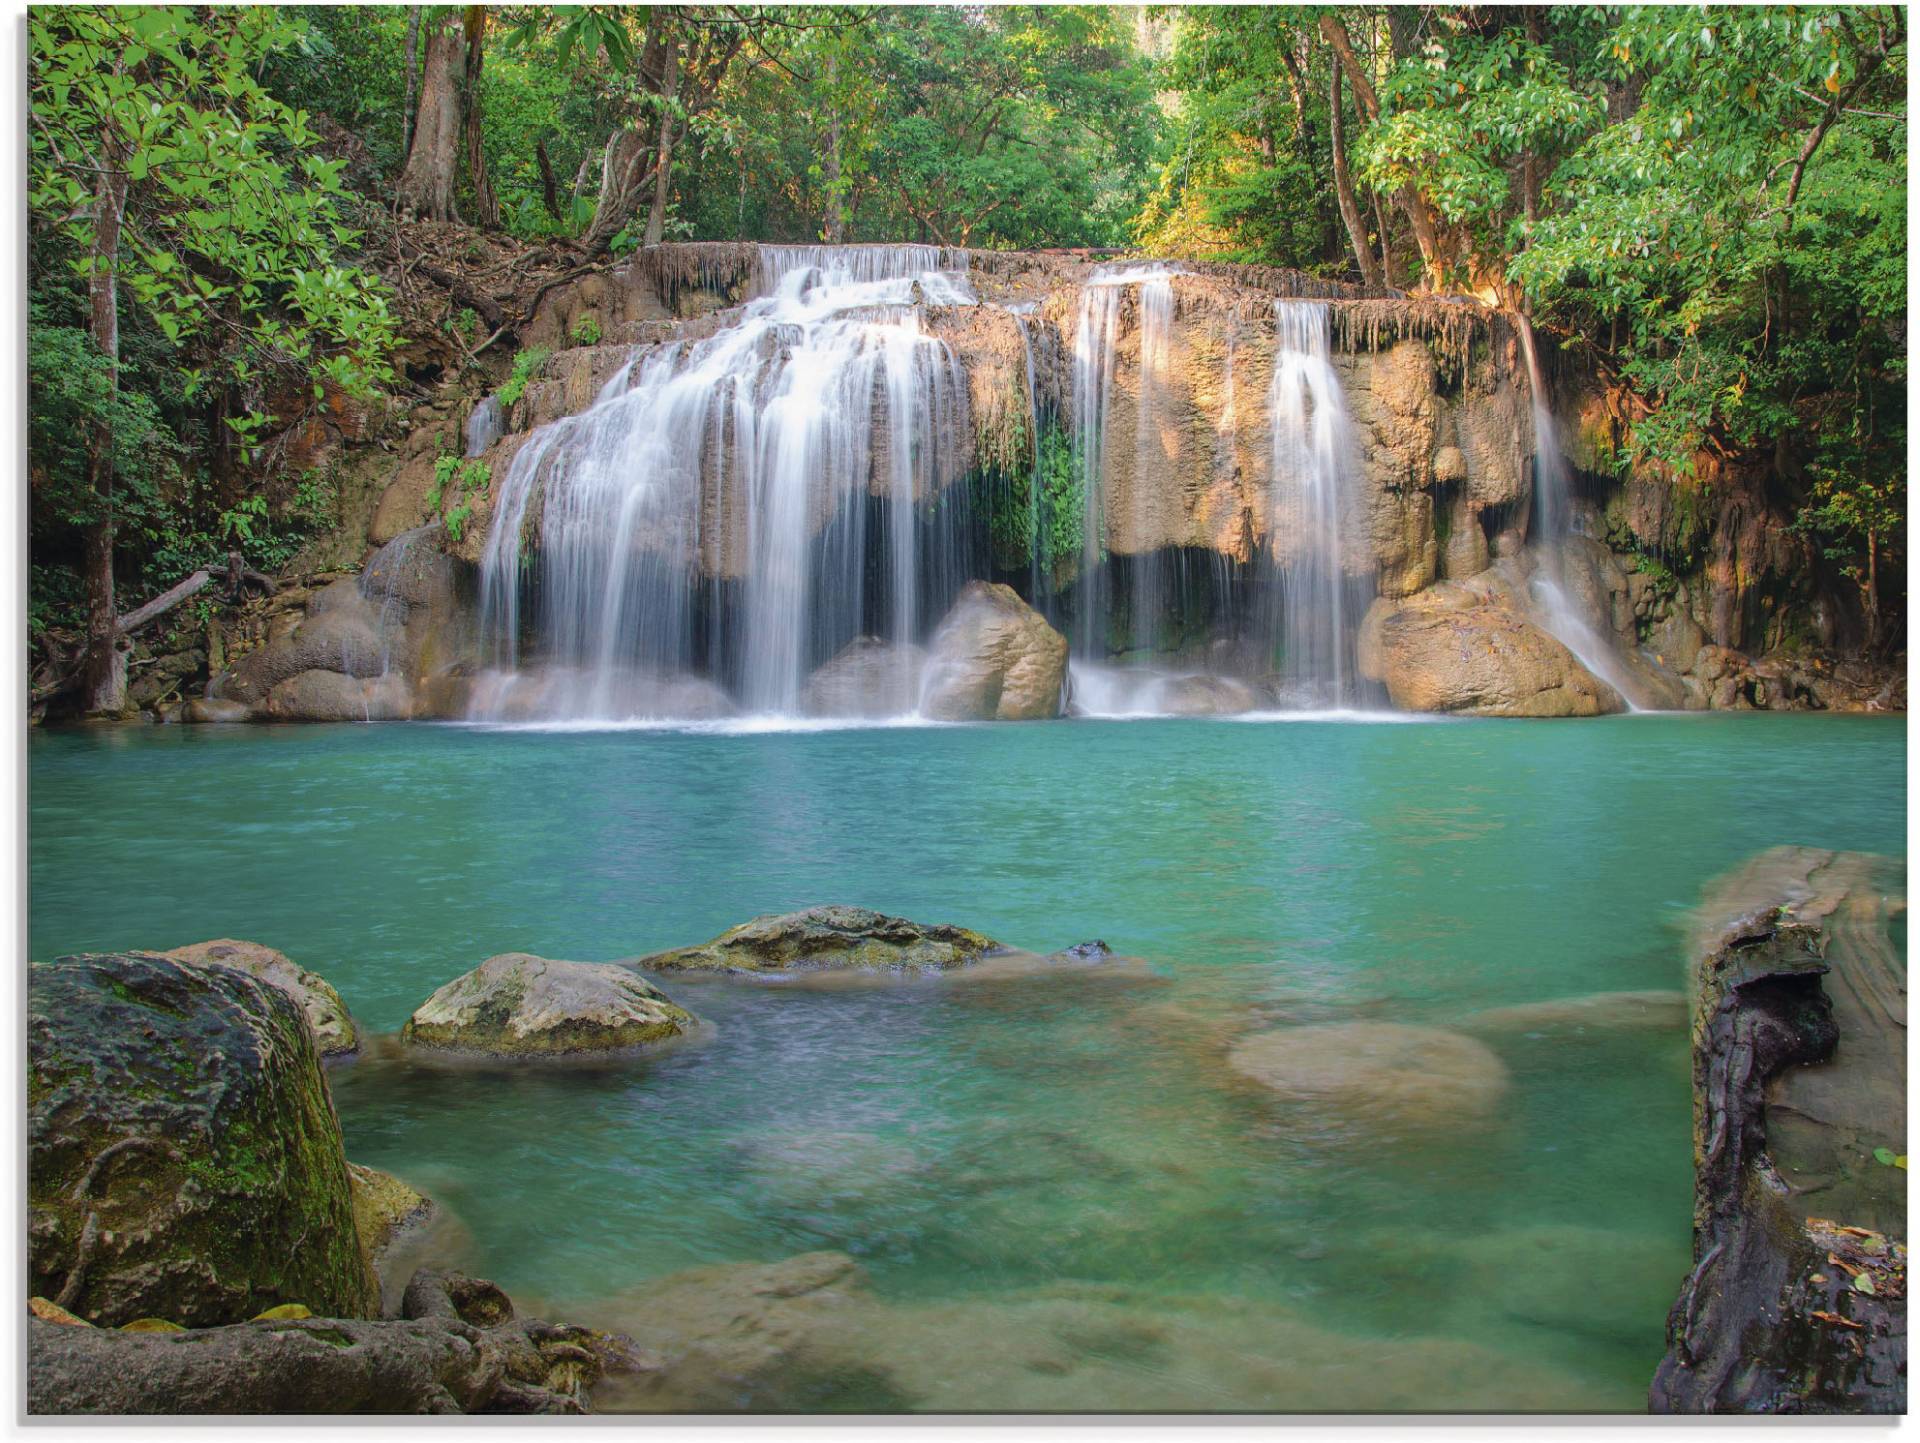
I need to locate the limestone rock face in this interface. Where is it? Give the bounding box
[402,953,699,1058]
[28,953,378,1327]
[1357,586,1626,717]
[919,582,1067,721]
[346,1163,434,1262]
[800,638,927,719]
[1227,1022,1511,1127]
[262,669,414,722]
[162,939,358,1056]
[638,905,1004,978]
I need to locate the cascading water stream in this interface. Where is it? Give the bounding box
[1267,300,1369,708]
[1069,264,1181,666]
[1516,317,1645,710]
[476,247,973,721]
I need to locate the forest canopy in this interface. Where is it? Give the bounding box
[26,4,1908,710]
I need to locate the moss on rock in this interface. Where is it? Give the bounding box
[400,953,700,1057]
[28,953,379,1328]
[637,905,1005,977]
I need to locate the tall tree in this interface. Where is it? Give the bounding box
[396,8,465,220]
[462,6,498,229]
[29,8,394,711]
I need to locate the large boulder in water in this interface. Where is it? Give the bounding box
[1357,585,1624,717]
[401,953,700,1058]
[162,939,359,1057]
[919,582,1067,721]
[28,953,378,1327]
[1227,1022,1510,1128]
[262,669,414,722]
[800,638,926,719]
[637,905,1005,978]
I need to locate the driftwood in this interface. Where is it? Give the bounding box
[28,1269,650,1416]
[1651,849,1907,1413]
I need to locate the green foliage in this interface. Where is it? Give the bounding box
[978,423,1083,573]
[496,347,551,409]
[429,455,490,544]
[570,315,604,347]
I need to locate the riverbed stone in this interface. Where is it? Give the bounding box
[636,905,1005,977]
[401,953,699,1058]
[1227,1022,1510,1127]
[28,952,378,1328]
[163,939,359,1057]
[919,581,1067,721]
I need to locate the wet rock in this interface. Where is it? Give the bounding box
[919,581,1067,721]
[401,953,700,1058]
[180,697,253,724]
[29,1268,644,1415]
[1358,586,1625,717]
[635,905,1005,978]
[1461,989,1688,1037]
[162,939,359,1056]
[28,953,378,1327]
[1152,674,1263,716]
[1227,1022,1510,1127]
[263,669,414,722]
[1650,853,1907,1414]
[347,1163,434,1264]
[799,638,927,718]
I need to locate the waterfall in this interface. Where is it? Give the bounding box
[1069,264,1181,661]
[477,246,973,721]
[1516,318,1645,710]
[1267,300,1369,708]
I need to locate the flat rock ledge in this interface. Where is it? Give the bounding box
[635,905,1006,978]
[1650,849,1906,1414]
[401,953,700,1058]
[28,1268,648,1415]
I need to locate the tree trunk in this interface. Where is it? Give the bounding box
[401,7,420,159]
[80,137,131,715]
[535,139,562,220]
[1372,191,1394,287]
[395,12,463,221]
[582,126,657,254]
[1319,14,1445,288]
[1328,64,1382,288]
[461,7,497,229]
[823,53,846,243]
[643,119,677,248]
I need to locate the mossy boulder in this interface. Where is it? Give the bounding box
[400,953,699,1057]
[347,1162,434,1262]
[28,952,379,1328]
[162,939,358,1056]
[636,906,1006,978]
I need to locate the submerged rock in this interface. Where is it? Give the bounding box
[1461,989,1687,1037]
[800,638,926,719]
[919,581,1067,721]
[28,953,378,1328]
[1227,1022,1510,1127]
[163,938,359,1056]
[1152,674,1264,716]
[401,953,700,1058]
[635,905,1005,978]
[29,1267,645,1415]
[1358,585,1625,717]
[178,697,253,724]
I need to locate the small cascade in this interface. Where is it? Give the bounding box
[1517,318,1645,710]
[477,246,975,721]
[1069,263,1182,662]
[1266,300,1369,707]
[465,395,503,459]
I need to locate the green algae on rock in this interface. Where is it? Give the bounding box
[28,952,378,1328]
[162,938,359,1056]
[401,952,700,1057]
[635,905,1006,978]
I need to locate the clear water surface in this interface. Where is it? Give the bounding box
[28,713,1906,1411]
